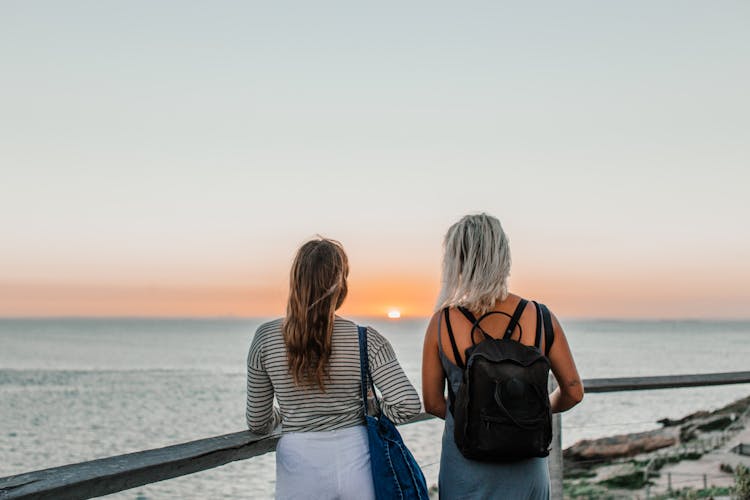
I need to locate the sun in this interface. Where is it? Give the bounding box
[387,309,401,319]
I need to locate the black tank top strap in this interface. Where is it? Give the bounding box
[532,301,543,349]
[442,308,466,370]
[539,303,555,356]
[503,298,528,339]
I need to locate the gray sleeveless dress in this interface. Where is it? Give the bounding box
[438,320,550,500]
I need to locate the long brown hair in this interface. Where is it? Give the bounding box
[283,238,349,391]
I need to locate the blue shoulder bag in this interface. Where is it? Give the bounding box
[357,325,429,500]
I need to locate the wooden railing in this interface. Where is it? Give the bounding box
[1,371,749,500]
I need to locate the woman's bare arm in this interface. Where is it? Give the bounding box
[422,312,447,419]
[547,312,584,413]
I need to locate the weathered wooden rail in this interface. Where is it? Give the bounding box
[1,371,749,500]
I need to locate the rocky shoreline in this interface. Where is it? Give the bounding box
[563,393,750,499]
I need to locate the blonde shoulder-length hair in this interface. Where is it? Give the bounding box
[436,213,511,315]
[283,237,349,391]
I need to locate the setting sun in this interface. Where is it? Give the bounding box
[387,309,401,319]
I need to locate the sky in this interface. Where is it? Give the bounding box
[1,1,749,319]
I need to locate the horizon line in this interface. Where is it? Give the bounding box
[1,315,749,322]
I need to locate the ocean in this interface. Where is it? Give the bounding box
[1,317,748,498]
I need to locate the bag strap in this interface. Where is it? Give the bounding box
[456,300,529,344]
[443,308,466,370]
[457,306,494,345]
[357,325,381,415]
[539,303,555,356]
[457,306,477,325]
[503,299,528,339]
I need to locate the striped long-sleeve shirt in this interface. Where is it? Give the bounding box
[246,317,421,434]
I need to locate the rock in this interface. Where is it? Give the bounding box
[680,414,736,441]
[564,428,679,462]
[696,414,735,432]
[658,410,710,427]
[562,393,750,474]
[659,395,749,428]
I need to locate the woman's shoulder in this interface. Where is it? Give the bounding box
[251,318,284,346]
[332,316,357,330]
[248,318,284,366]
[255,317,283,334]
[334,316,391,349]
[505,293,554,312]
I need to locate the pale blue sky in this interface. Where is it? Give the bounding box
[1,1,749,317]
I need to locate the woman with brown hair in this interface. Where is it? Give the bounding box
[246,237,421,499]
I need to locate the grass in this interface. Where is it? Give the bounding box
[564,479,620,499]
[599,470,650,490]
[649,486,731,499]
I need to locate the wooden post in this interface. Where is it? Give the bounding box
[667,472,672,492]
[548,374,563,500]
[703,473,707,490]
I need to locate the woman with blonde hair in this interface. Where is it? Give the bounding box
[246,237,421,499]
[422,213,583,499]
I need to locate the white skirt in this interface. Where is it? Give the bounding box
[275,425,375,500]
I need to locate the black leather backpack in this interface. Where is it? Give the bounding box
[444,299,554,462]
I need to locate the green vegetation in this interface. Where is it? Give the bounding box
[564,468,597,480]
[649,486,731,499]
[628,450,705,477]
[732,463,750,500]
[649,451,703,471]
[563,479,620,499]
[599,469,649,490]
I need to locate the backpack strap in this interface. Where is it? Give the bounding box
[443,308,466,370]
[539,303,555,356]
[457,306,494,345]
[457,306,477,325]
[457,306,492,334]
[503,299,528,339]
[459,301,529,343]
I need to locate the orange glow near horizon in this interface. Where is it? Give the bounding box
[1,268,748,319]
[0,274,442,319]
[338,274,441,318]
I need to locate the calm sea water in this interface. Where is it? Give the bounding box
[1,318,749,498]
